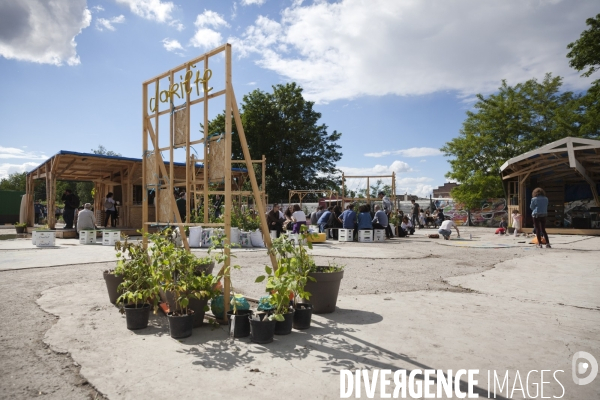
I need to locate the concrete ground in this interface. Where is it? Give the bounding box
[0,227,598,399]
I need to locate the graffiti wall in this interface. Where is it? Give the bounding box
[564,199,599,228]
[433,198,508,227]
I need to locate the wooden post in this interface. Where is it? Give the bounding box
[203,57,209,225]
[142,83,148,247]
[223,45,232,317]
[367,177,370,205]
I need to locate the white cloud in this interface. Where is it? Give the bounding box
[115,0,174,23]
[169,19,184,31]
[162,38,185,54]
[231,0,599,103]
[0,0,91,66]
[0,147,47,161]
[420,159,427,163]
[96,15,126,31]
[338,160,413,176]
[0,162,40,180]
[241,0,266,5]
[92,5,104,13]
[190,10,229,49]
[364,147,443,158]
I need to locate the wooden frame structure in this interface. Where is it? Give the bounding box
[23,151,250,235]
[341,172,396,209]
[142,44,277,316]
[288,189,339,206]
[500,137,600,234]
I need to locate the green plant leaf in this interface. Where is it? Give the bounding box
[255,275,266,283]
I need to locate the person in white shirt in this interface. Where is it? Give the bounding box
[400,216,414,236]
[77,203,97,232]
[291,204,307,233]
[438,217,460,240]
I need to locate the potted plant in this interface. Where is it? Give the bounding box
[150,229,219,338]
[14,222,27,234]
[507,223,515,234]
[104,241,127,304]
[304,261,345,314]
[114,237,158,330]
[258,229,316,331]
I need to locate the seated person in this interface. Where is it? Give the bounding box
[435,209,445,226]
[372,205,392,239]
[291,204,307,234]
[357,205,373,231]
[495,217,508,234]
[317,206,333,234]
[400,216,414,236]
[77,203,97,233]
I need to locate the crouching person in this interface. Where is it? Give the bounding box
[438,217,459,240]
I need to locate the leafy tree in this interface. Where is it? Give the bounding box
[567,13,600,78]
[207,83,343,202]
[92,145,121,157]
[0,172,26,191]
[442,74,594,209]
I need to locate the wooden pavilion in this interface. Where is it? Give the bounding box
[24,150,249,236]
[500,137,600,235]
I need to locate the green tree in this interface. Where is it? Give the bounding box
[207,83,343,202]
[92,145,121,157]
[0,172,26,191]
[442,74,592,209]
[567,13,600,78]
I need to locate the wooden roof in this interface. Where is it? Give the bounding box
[27,150,247,184]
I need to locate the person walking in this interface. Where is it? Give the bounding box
[530,187,551,248]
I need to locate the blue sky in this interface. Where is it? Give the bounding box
[0,0,598,197]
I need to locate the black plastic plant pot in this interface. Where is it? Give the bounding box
[188,297,209,328]
[194,261,215,276]
[167,312,194,339]
[293,303,313,330]
[274,308,295,335]
[301,270,344,314]
[249,312,276,344]
[103,272,124,304]
[124,303,150,330]
[227,310,252,338]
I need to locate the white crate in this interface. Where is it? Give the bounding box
[102,230,121,246]
[34,231,55,247]
[338,229,354,242]
[79,230,97,245]
[358,230,373,243]
[373,229,386,242]
[270,230,278,240]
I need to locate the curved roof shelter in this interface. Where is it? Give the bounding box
[500,137,600,233]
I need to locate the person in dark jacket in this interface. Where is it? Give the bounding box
[267,203,284,237]
[61,189,77,229]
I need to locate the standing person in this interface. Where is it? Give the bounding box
[511,209,522,237]
[378,192,394,238]
[267,203,284,238]
[317,206,332,233]
[530,187,551,248]
[61,189,78,229]
[328,205,343,239]
[438,216,460,240]
[372,205,392,239]
[77,203,97,232]
[411,199,420,229]
[291,204,307,233]
[34,200,43,224]
[176,192,186,222]
[104,192,118,228]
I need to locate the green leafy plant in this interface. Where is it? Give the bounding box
[312,260,345,273]
[114,236,160,311]
[207,233,245,314]
[14,222,27,228]
[255,226,317,321]
[149,229,220,316]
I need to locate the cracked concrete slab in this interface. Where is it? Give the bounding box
[447,251,600,310]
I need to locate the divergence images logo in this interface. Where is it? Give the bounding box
[572,351,598,386]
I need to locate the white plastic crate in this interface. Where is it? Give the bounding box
[102,230,121,246]
[358,230,373,243]
[34,231,56,247]
[373,229,386,242]
[270,230,278,240]
[338,229,353,242]
[79,230,96,245]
